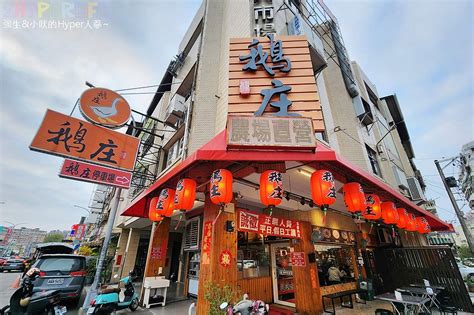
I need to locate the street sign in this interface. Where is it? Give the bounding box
[79,87,131,128]
[59,158,132,189]
[30,109,139,171]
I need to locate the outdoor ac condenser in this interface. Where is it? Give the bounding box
[407,177,426,201]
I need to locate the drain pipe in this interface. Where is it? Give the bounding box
[181,0,207,160]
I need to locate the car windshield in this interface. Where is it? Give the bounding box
[35,257,84,272]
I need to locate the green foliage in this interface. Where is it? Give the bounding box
[458,245,474,260]
[203,281,238,315]
[43,233,64,242]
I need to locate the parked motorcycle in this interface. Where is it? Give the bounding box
[0,268,67,315]
[87,271,139,314]
[220,293,269,315]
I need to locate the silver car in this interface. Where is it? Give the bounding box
[31,254,86,306]
[457,262,474,280]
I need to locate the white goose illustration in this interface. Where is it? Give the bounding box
[91,97,121,118]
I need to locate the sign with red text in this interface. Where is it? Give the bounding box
[238,209,301,239]
[30,109,139,171]
[201,221,213,265]
[59,159,132,189]
[290,252,306,267]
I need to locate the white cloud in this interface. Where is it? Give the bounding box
[0,0,201,230]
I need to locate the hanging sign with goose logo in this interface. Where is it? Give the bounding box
[79,87,131,128]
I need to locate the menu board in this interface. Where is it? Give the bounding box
[312,226,357,245]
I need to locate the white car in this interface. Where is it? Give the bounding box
[457,262,474,280]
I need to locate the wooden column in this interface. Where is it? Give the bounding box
[196,194,237,315]
[292,221,322,314]
[144,217,171,277]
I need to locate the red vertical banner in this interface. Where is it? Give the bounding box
[201,221,213,265]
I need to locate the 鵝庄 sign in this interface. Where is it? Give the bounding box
[227,116,316,149]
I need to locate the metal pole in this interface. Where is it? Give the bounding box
[434,159,474,253]
[82,187,122,311]
[119,228,133,278]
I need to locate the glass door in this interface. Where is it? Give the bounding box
[271,243,295,307]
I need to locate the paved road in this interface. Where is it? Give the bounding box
[0,271,21,308]
[0,272,194,314]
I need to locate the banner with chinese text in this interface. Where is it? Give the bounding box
[238,209,301,239]
[30,109,139,171]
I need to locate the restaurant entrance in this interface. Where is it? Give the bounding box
[270,243,295,307]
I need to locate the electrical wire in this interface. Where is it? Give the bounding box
[114,81,183,92]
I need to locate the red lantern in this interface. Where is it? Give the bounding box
[396,208,409,229]
[156,188,175,217]
[381,202,399,225]
[174,178,196,211]
[416,217,431,234]
[310,170,336,207]
[362,194,382,220]
[343,183,366,213]
[406,213,417,232]
[260,170,283,208]
[148,197,164,222]
[210,169,233,205]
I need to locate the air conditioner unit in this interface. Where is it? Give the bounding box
[392,165,409,191]
[407,177,426,201]
[164,94,186,125]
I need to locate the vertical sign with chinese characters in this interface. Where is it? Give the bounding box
[59,159,132,189]
[229,35,324,132]
[201,221,213,265]
[238,209,302,239]
[30,109,139,171]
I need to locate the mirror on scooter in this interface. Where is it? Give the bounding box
[219,302,228,310]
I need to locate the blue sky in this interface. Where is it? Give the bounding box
[0,0,472,231]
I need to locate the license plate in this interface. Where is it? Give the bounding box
[87,307,95,314]
[47,278,64,285]
[54,306,67,314]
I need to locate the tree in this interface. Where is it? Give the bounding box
[43,233,64,242]
[458,245,474,260]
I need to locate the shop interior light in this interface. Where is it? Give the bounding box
[297,167,315,177]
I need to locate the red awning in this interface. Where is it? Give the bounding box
[122,130,451,231]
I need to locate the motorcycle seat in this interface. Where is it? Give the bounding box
[101,288,121,294]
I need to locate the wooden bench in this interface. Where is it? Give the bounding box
[322,289,366,314]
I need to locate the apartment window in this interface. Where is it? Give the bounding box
[366,145,382,177]
[364,83,379,110]
[165,138,184,168]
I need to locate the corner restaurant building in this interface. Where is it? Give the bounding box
[119,41,451,315]
[117,3,451,314]
[123,131,450,314]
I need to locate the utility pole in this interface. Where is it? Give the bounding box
[435,158,474,253]
[81,187,122,311]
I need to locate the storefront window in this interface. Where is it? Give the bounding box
[237,232,270,279]
[314,244,356,286]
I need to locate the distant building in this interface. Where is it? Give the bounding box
[8,227,47,256]
[459,141,474,210]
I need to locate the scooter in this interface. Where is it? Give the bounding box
[0,268,67,315]
[87,271,139,314]
[220,293,269,315]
